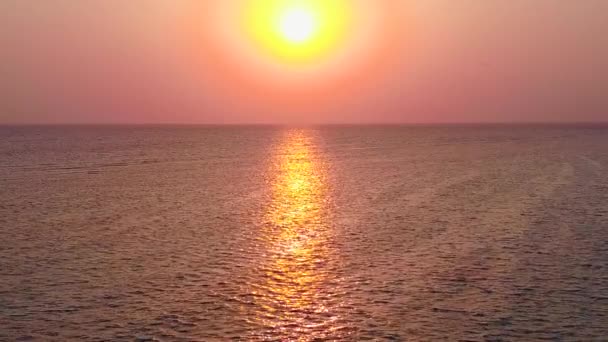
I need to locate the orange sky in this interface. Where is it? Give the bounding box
[1,0,607,124]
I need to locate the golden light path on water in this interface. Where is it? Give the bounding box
[247,129,348,340]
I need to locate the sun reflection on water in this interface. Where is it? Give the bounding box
[249,129,344,340]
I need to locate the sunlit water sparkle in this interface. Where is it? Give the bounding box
[1,125,607,341]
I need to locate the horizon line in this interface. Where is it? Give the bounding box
[2,121,608,127]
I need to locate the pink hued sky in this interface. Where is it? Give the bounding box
[1,0,607,124]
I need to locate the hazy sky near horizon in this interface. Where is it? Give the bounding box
[1,0,607,124]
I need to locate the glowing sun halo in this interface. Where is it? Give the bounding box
[242,0,352,63]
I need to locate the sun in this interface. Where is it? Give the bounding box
[242,0,352,63]
[278,7,318,44]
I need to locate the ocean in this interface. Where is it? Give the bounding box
[1,125,607,341]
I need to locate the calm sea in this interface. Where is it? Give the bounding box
[1,125,607,341]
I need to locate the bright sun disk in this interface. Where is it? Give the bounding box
[242,0,352,63]
[278,8,317,44]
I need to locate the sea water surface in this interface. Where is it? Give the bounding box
[1,125,607,341]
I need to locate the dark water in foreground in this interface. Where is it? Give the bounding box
[1,125,607,341]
